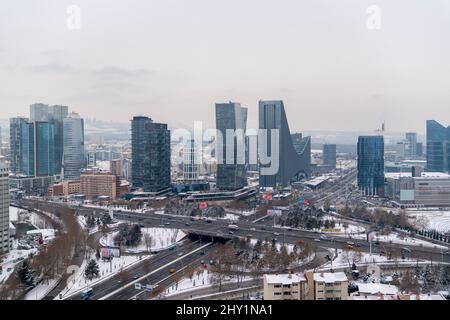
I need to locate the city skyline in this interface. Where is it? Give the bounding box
[1,1,450,132]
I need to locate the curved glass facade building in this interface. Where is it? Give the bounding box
[258,100,311,188]
[426,120,450,173]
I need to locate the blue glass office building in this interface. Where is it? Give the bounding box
[357,136,385,196]
[426,120,450,173]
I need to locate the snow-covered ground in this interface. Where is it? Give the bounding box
[0,248,38,284]
[408,210,450,234]
[100,228,186,253]
[24,279,58,300]
[223,213,239,222]
[320,216,366,234]
[335,231,447,249]
[163,269,252,298]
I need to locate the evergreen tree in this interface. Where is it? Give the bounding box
[17,260,36,289]
[85,259,100,280]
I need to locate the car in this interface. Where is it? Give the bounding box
[287,228,292,232]
[347,241,355,245]
[314,239,321,242]
[190,217,196,221]
[250,228,256,231]
[133,275,139,280]
[272,238,278,242]
[246,234,253,239]
[200,260,205,264]
[320,235,328,240]
[185,222,191,226]
[164,222,171,226]
[169,268,177,274]
[178,252,184,257]
[229,231,234,235]
[199,251,205,256]
[274,232,280,236]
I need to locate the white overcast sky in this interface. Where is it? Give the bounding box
[1,0,450,133]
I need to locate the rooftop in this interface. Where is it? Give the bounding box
[265,274,306,285]
[357,283,398,295]
[313,272,348,283]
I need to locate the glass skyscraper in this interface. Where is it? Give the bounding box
[426,120,450,173]
[131,116,171,193]
[49,105,69,175]
[215,102,248,191]
[63,113,85,180]
[259,100,311,188]
[323,144,337,169]
[357,136,385,196]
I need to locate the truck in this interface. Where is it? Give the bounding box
[228,224,239,231]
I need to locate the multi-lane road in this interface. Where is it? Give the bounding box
[15,189,450,301]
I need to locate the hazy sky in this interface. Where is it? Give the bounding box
[1,0,450,133]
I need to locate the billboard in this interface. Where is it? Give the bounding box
[101,246,121,259]
[267,209,282,217]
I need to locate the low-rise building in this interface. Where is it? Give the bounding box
[48,180,81,197]
[307,271,349,300]
[264,271,349,300]
[9,175,55,196]
[385,172,450,207]
[263,273,308,300]
[80,170,120,200]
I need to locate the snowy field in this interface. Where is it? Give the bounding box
[163,269,252,298]
[408,210,450,234]
[0,248,38,284]
[335,231,447,249]
[100,228,186,253]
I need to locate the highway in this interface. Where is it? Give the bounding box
[66,240,212,300]
[17,198,450,265]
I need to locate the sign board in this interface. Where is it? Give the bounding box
[101,246,121,259]
[267,209,282,217]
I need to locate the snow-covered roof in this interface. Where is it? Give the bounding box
[265,274,306,285]
[408,294,446,300]
[357,283,398,295]
[385,172,450,180]
[313,272,348,283]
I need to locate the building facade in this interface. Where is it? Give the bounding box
[0,164,10,253]
[385,172,450,207]
[263,274,308,300]
[323,144,337,169]
[264,271,348,300]
[63,113,85,180]
[405,132,417,159]
[215,102,248,190]
[183,139,200,181]
[426,120,450,173]
[131,116,171,193]
[357,136,385,196]
[49,105,69,175]
[259,100,310,188]
[80,171,120,200]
